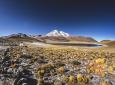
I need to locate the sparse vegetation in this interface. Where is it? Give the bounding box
[0,44,115,85]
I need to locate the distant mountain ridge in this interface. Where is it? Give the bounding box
[0,33,39,43]
[1,33,29,39]
[0,30,97,43]
[1,30,115,47]
[34,30,97,42]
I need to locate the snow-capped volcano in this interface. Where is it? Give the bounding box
[46,30,70,37]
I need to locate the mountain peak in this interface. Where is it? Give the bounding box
[53,29,59,32]
[46,30,70,37]
[6,33,29,38]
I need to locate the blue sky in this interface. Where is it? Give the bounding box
[0,0,115,41]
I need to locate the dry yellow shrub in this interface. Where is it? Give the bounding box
[57,67,65,73]
[77,74,83,82]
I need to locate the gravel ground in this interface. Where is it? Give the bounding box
[0,45,115,85]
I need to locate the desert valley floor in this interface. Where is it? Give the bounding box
[0,41,115,85]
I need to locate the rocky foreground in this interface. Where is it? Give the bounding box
[0,45,115,85]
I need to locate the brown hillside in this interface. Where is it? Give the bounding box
[104,40,115,47]
[7,37,40,43]
[68,36,97,42]
[34,36,97,43]
[100,40,112,44]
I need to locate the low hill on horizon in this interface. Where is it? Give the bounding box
[100,40,115,47]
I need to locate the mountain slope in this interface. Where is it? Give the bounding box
[34,36,97,43]
[100,40,115,47]
[32,30,97,43]
[1,33,40,43]
[100,40,112,44]
[68,36,97,42]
